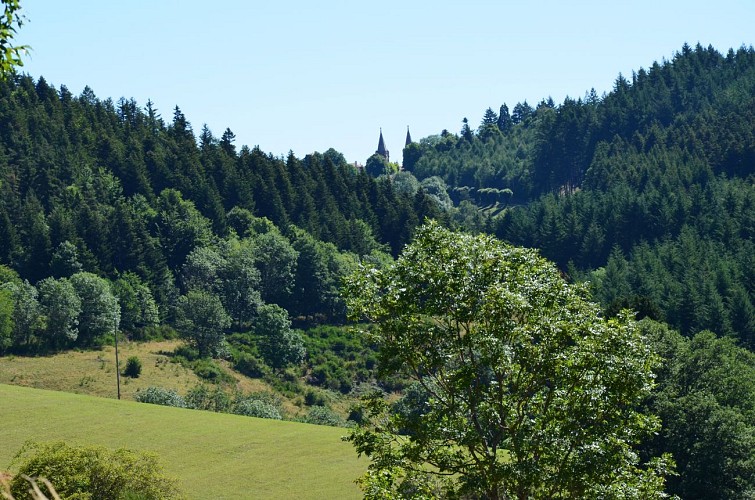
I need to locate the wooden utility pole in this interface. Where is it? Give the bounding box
[114,312,121,400]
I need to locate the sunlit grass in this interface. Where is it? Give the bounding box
[0,340,201,400]
[1,384,364,499]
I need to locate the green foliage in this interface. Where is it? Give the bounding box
[303,405,346,427]
[391,171,420,196]
[190,358,234,383]
[37,277,81,349]
[50,240,83,278]
[232,351,269,378]
[304,325,379,394]
[176,290,230,358]
[123,356,142,378]
[0,287,12,352]
[185,384,232,412]
[155,189,213,269]
[182,240,261,328]
[365,153,392,177]
[233,398,282,420]
[113,272,159,333]
[134,386,187,408]
[640,320,755,499]
[0,72,435,328]
[255,303,305,370]
[0,279,41,350]
[184,384,283,420]
[69,272,120,347]
[253,229,298,304]
[418,176,452,210]
[344,223,671,499]
[9,441,180,499]
[0,264,20,285]
[0,0,28,78]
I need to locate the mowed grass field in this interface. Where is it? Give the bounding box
[0,384,365,499]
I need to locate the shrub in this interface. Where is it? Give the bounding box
[233,352,268,378]
[191,358,233,383]
[134,386,186,408]
[8,441,180,499]
[172,344,199,361]
[185,384,232,412]
[123,356,142,378]
[304,406,346,427]
[233,399,282,420]
[304,389,326,406]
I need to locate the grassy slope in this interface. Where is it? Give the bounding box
[0,384,364,499]
[0,340,285,409]
[0,341,201,399]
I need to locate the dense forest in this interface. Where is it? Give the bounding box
[0,73,455,353]
[1,42,754,498]
[405,43,755,350]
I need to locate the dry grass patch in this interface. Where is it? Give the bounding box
[0,341,201,400]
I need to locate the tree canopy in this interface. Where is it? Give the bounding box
[344,223,671,499]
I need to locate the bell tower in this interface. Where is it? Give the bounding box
[376,128,389,163]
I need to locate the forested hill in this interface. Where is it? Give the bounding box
[0,75,448,331]
[0,43,753,349]
[405,43,755,348]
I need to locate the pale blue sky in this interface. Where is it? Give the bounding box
[16,1,755,163]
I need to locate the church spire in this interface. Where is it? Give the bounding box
[405,126,412,146]
[376,128,389,162]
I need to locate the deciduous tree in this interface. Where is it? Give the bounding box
[176,290,230,358]
[37,277,81,349]
[69,272,120,347]
[255,303,304,370]
[344,223,671,499]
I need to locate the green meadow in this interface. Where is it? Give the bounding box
[0,384,364,499]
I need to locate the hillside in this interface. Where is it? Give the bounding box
[0,384,364,499]
[405,43,755,347]
[1,42,754,498]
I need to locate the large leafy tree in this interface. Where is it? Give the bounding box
[37,277,81,350]
[253,229,298,305]
[176,290,230,358]
[112,272,159,333]
[255,303,305,370]
[344,223,671,499]
[1,279,41,350]
[69,272,120,347]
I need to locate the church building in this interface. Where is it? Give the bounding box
[375,126,413,165]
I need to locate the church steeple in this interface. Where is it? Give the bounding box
[405,126,412,146]
[376,128,389,162]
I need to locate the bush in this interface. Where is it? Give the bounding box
[303,406,346,427]
[304,389,327,406]
[123,356,142,378]
[191,358,234,383]
[8,441,180,499]
[134,386,186,408]
[185,384,232,413]
[172,344,199,361]
[233,352,268,378]
[233,399,282,420]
